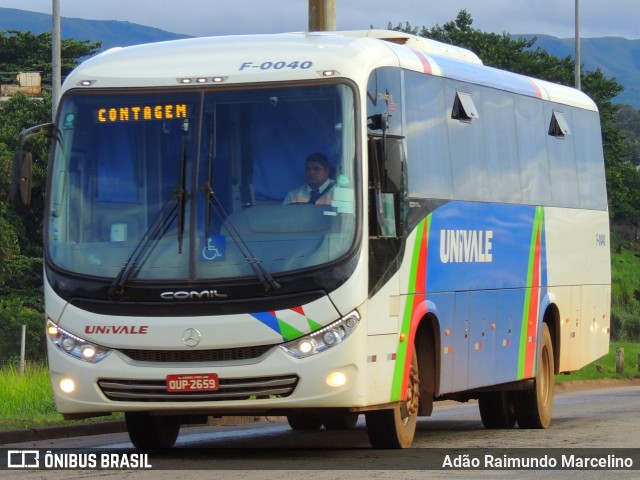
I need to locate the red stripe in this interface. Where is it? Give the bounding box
[527,78,543,99]
[401,222,429,396]
[524,223,542,377]
[412,50,433,74]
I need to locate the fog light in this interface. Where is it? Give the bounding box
[326,371,347,388]
[60,377,75,393]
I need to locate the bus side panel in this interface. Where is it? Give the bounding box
[399,203,544,395]
[554,283,611,373]
[582,283,611,368]
[468,290,498,388]
[427,289,533,395]
[545,207,610,372]
[496,289,526,385]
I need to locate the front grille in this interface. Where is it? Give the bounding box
[117,344,276,363]
[98,374,299,402]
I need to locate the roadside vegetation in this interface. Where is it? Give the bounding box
[0,363,122,431]
[555,341,640,382]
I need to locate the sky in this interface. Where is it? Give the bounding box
[0,0,638,40]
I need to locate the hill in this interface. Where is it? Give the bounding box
[520,34,640,109]
[0,7,189,52]
[1,8,639,108]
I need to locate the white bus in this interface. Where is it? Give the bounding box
[14,30,610,448]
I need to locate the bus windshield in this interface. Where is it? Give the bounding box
[47,83,357,283]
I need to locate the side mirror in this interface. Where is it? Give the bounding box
[11,122,54,208]
[12,151,33,206]
[368,113,390,133]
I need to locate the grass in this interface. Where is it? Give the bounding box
[0,363,121,431]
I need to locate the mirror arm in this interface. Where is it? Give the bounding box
[17,123,54,149]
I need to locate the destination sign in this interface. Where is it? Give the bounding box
[96,103,190,123]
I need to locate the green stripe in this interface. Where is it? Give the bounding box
[517,206,543,378]
[390,216,430,400]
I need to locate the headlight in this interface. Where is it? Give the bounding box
[279,311,360,359]
[47,319,111,363]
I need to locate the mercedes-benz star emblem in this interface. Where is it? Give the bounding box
[182,328,201,347]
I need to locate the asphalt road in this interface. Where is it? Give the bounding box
[2,380,639,479]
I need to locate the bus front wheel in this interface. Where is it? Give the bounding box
[514,322,555,428]
[125,412,180,449]
[365,349,419,448]
[286,414,323,430]
[322,413,359,430]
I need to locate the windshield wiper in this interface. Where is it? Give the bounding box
[202,128,279,292]
[203,187,280,292]
[108,195,178,300]
[176,141,187,253]
[109,143,188,300]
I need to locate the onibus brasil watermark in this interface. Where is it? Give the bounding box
[7,450,151,469]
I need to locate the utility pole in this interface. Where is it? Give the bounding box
[52,0,61,118]
[308,0,336,32]
[574,0,581,90]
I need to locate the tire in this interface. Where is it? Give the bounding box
[125,412,180,449]
[514,322,555,428]
[322,413,359,430]
[365,349,419,448]
[286,414,323,430]
[478,391,516,429]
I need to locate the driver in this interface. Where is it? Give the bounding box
[283,153,334,205]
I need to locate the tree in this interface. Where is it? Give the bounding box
[0,93,49,362]
[389,10,635,223]
[0,92,51,258]
[0,30,100,362]
[0,30,98,262]
[0,30,101,84]
[616,104,640,166]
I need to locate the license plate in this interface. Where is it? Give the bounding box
[166,373,219,392]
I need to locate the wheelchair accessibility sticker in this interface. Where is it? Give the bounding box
[201,235,226,261]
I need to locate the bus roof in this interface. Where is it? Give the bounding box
[63,30,597,112]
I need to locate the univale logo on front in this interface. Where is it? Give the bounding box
[85,325,149,334]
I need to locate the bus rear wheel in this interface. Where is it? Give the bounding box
[478,391,516,429]
[125,412,180,449]
[514,322,554,428]
[365,349,419,448]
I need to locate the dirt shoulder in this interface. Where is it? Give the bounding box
[555,377,640,393]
